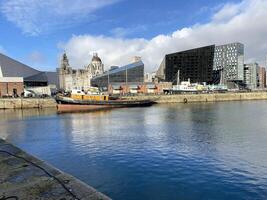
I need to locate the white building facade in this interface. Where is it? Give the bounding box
[214,42,244,84]
[144,72,156,83]
[244,63,259,90]
[58,53,104,91]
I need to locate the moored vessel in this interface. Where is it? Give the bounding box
[56,89,155,113]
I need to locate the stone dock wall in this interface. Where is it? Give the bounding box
[0,139,110,200]
[1,92,267,109]
[0,98,57,109]
[125,92,267,103]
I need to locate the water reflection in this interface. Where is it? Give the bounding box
[0,102,267,200]
[0,108,56,120]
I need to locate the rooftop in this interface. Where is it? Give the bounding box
[166,45,215,57]
[0,53,39,78]
[0,53,58,86]
[92,61,144,79]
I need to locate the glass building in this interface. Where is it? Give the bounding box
[156,42,245,86]
[213,43,244,83]
[91,61,144,88]
[162,45,215,84]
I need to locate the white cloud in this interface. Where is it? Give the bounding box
[110,25,147,38]
[61,0,267,72]
[58,35,147,68]
[212,2,245,22]
[0,0,121,35]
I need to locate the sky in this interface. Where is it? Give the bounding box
[0,0,267,72]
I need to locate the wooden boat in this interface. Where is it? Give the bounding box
[55,93,155,113]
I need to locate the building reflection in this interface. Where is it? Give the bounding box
[0,108,57,140]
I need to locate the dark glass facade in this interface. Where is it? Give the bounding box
[91,61,144,88]
[165,45,215,84]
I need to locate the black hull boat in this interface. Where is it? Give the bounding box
[55,96,155,113]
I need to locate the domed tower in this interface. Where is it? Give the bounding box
[60,52,70,70]
[89,53,104,77]
[58,52,71,90]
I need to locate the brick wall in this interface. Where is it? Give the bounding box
[108,82,173,95]
[0,82,24,97]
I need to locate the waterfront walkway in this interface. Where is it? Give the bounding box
[125,91,267,103]
[0,139,110,200]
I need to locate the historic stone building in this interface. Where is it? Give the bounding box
[58,53,104,91]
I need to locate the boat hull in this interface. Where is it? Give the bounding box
[56,96,155,113]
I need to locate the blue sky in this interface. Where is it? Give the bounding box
[1,0,267,72]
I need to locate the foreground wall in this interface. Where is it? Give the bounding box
[125,92,267,103]
[0,98,57,109]
[0,139,110,200]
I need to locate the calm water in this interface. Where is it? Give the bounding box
[1,101,267,200]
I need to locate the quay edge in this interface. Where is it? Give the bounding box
[0,98,57,109]
[124,92,267,103]
[0,138,111,200]
[1,92,267,110]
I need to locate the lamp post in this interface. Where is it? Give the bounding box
[126,66,128,93]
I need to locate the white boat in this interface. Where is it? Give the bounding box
[172,80,199,92]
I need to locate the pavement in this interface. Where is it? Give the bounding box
[0,139,111,200]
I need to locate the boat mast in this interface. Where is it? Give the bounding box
[108,69,110,87]
[126,66,128,84]
[177,70,180,86]
[126,66,128,92]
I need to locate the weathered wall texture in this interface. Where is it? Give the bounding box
[0,82,24,97]
[125,92,267,103]
[0,98,57,109]
[0,139,111,200]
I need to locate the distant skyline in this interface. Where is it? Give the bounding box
[0,0,267,72]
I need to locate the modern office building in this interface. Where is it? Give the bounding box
[157,45,215,84]
[156,42,245,87]
[213,43,244,84]
[244,63,259,90]
[91,60,144,89]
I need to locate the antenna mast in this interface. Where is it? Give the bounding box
[177,70,180,86]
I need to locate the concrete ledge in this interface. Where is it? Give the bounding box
[124,92,267,103]
[0,98,57,109]
[0,139,111,200]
